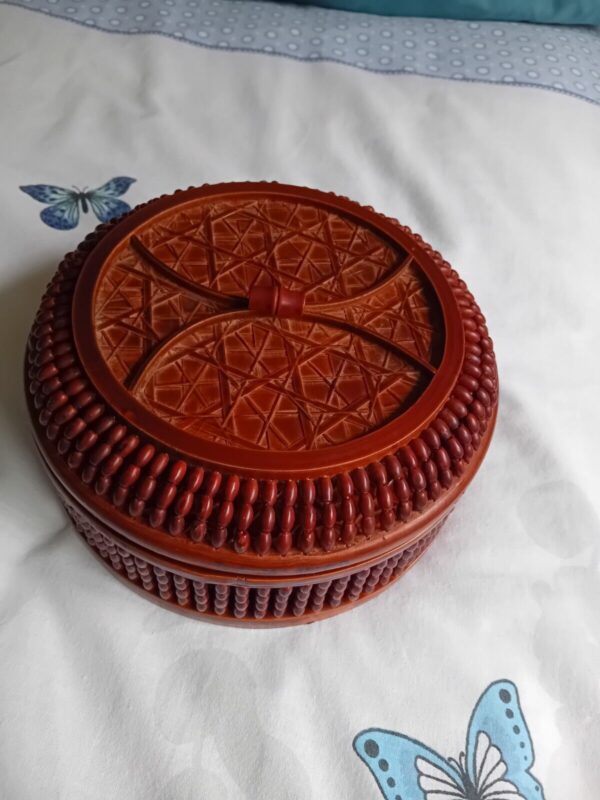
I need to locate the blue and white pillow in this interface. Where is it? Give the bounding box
[286,0,600,25]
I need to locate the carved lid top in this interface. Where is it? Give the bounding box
[27,183,498,573]
[74,183,463,475]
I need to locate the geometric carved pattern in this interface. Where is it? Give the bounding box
[133,316,428,450]
[94,245,219,384]
[94,196,444,451]
[325,259,444,365]
[137,197,402,304]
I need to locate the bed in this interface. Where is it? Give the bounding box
[1,1,599,797]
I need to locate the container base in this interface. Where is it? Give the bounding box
[63,499,446,627]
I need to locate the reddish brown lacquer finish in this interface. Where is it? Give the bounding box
[25,182,498,626]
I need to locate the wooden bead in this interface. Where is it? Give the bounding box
[471,400,487,420]
[253,587,270,619]
[338,472,354,497]
[368,461,387,485]
[289,584,310,617]
[414,489,428,511]
[310,581,332,612]
[394,477,411,503]
[440,408,459,430]
[279,505,295,533]
[383,454,402,479]
[234,530,250,554]
[275,530,292,556]
[432,418,452,440]
[464,362,482,379]
[328,576,350,607]
[411,437,431,463]
[273,586,292,617]
[458,374,479,392]
[409,467,427,493]
[446,436,464,461]
[398,447,418,470]
[262,479,278,507]
[283,479,298,506]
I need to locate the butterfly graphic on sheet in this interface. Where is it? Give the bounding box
[20,177,136,230]
[353,679,545,800]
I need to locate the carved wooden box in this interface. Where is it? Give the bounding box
[25,183,498,626]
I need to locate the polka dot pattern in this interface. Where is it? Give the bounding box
[8,0,600,105]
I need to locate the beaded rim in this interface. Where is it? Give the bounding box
[64,492,446,627]
[26,183,498,568]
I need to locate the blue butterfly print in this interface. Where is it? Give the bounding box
[20,177,136,230]
[353,679,545,800]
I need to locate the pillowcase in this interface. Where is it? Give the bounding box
[285,1,600,24]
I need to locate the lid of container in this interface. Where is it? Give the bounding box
[28,183,498,574]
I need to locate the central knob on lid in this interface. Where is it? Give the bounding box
[248,285,306,318]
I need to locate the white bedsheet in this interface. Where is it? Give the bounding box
[0,4,599,798]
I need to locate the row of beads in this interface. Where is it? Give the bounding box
[66,500,441,621]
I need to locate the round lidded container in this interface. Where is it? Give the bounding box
[25,182,498,626]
